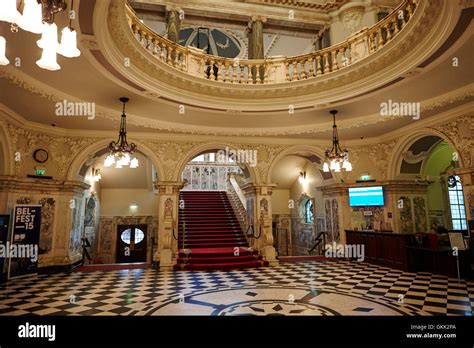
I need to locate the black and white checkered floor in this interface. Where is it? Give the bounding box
[0,260,473,316]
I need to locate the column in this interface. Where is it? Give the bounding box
[248,16,266,82]
[165,6,182,44]
[0,176,89,271]
[242,183,278,266]
[154,181,184,271]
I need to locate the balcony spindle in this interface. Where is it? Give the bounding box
[377,28,384,48]
[385,23,392,41]
[323,53,329,74]
[316,55,322,76]
[332,51,338,71]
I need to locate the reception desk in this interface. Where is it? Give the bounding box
[345,230,411,270]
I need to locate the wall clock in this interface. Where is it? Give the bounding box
[33,149,49,163]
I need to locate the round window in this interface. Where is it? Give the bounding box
[120,228,145,245]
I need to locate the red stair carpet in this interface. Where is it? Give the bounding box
[174,191,267,271]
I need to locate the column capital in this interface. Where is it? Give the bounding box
[241,182,276,196]
[249,15,267,24]
[153,180,185,195]
[165,4,183,13]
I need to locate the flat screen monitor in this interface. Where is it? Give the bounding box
[348,186,384,207]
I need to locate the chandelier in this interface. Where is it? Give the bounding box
[323,110,352,173]
[104,98,139,169]
[0,0,81,71]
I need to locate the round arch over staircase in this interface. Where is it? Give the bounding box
[172,142,259,184]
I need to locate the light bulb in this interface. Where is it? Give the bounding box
[104,155,115,167]
[345,162,353,172]
[122,153,131,165]
[115,161,123,169]
[329,160,336,170]
[17,0,43,34]
[58,27,81,58]
[0,37,9,66]
[36,48,61,71]
[37,23,59,50]
[0,0,22,24]
[333,161,341,172]
[130,158,139,168]
[323,162,329,172]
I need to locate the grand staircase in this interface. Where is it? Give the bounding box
[175,191,266,271]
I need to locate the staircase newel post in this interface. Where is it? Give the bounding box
[242,183,279,267]
[154,181,185,271]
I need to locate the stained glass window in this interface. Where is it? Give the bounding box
[305,200,314,224]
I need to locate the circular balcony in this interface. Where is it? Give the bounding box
[93,0,452,112]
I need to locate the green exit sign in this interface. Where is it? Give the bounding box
[35,169,46,176]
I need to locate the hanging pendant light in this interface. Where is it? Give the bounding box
[323,110,352,173]
[0,0,22,24]
[17,0,44,34]
[36,23,60,71]
[58,27,81,57]
[0,37,9,66]
[104,98,139,169]
[58,0,81,58]
[37,22,59,50]
[36,47,61,71]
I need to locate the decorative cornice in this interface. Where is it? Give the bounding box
[0,176,90,194]
[2,64,472,138]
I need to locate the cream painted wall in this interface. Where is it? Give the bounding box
[272,189,291,214]
[100,189,159,216]
[289,162,325,217]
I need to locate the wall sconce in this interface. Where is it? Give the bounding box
[92,168,101,182]
[130,203,138,209]
[298,171,306,184]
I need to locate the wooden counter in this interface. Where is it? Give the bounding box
[345,230,411,270]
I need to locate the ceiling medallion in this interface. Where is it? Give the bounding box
[104,98,139,169]
[323,110,352,173]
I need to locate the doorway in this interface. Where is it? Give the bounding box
[116,224,147,263]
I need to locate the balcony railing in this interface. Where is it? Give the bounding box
[126,0,418,85]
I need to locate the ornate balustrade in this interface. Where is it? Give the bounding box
[126,0,418,85]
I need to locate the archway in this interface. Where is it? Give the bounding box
[392,134,468,234]
[172,143,270,270]
[68,140,163,266]
[268,146,335,256]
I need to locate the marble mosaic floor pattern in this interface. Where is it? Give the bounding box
[0,260,473,316]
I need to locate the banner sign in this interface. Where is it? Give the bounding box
[8,205,41,279]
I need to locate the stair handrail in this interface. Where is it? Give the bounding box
[81,237,92,263]
[308,231,327,254]
[229,175,246,209]
[227,174,248,233]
